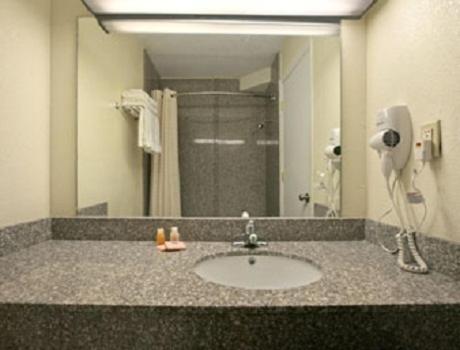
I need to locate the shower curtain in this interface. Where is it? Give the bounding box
[150,89,181,217]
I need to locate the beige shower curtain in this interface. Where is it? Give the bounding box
[150,89,181,217]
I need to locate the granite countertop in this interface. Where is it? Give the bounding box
[0,241,459,308]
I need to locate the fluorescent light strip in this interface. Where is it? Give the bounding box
[84,0,375,17]
[102,19,340,36]
[193,139,246,145]
[256,140,279,146]
[193,139,215,144]
[217,139,245,145]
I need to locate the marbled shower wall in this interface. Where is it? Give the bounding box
[162,58,279,217]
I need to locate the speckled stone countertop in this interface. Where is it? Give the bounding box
[1,240,459,308]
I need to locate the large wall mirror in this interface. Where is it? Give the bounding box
[77,18,341,218]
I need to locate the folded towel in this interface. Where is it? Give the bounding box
[121,89,161,154]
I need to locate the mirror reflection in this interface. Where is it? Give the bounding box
[77,18,341,218]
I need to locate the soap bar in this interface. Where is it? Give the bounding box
[157,241,186,252]
[164,241,186,251]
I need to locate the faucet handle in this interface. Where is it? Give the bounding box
[248,233,258,245]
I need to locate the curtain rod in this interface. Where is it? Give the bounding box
[172,91,276,100]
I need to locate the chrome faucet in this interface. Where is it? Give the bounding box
[232,220,268,248]
[246,220,255,235]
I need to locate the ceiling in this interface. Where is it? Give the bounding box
[142,34,285,78]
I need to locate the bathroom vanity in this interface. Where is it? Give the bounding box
[1,218,459,349]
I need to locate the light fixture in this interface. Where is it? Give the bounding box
[82,0,376,17]
[81,0,376,34]
[102,19,340,36]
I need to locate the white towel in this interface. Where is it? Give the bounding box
[121,89,161,154]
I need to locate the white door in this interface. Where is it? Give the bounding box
[281,50,312,217]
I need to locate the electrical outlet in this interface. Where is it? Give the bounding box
[421,120,441,158]
[422,128,432,141]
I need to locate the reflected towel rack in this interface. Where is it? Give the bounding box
[173,91,276,101]
[112,102,143,118]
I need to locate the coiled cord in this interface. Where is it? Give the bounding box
[325,159,340,218]
[384,171,428,274]
[376,177,399,254]
[397,176,428,274]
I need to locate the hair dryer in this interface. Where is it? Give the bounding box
[325,128,341,166]
[369,105,412,178]
[369,105,428,274]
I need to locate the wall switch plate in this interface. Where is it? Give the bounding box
[421,120,441,158]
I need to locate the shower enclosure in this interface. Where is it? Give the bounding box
[163,60,279,217]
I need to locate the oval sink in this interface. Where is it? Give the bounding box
[194,253,322,290]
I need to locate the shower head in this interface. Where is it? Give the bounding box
[251,120,275,135]
[251,122,266,135]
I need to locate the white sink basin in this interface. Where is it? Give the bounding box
[194,253,322,290]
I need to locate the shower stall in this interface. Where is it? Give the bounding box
[162,61,279,217]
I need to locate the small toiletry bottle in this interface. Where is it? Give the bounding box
[156,228,166,245]
[170,227,180,242]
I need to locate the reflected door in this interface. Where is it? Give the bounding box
[282,49,312,217]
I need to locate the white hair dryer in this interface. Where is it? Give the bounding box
[324,128,341,170]
[369,105,412,178]
[369,105,428,274]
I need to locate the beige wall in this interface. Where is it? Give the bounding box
[77,18,144,216]
[50,0,89,217]
[0,0,51,227]
[311,37,341,209]
[239,67,271,92]
[340,20,368,218]
[280,37,310,80]
[365,0,460,242]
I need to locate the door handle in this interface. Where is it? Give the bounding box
[298,193,310,204]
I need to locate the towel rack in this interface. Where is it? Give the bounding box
[112,102,142,119]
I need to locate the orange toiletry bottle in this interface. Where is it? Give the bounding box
[156,228,166,246]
